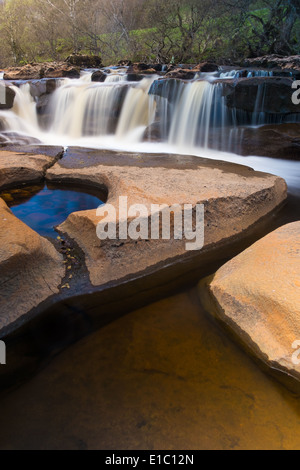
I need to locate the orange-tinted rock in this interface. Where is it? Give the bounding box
[0,148,63,190]
[199,222,300,390]
[0,198,65,330]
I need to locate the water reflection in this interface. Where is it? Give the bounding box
[1,183,105,238]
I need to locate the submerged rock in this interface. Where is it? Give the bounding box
[198,222,300,391]
[0,198,65,329]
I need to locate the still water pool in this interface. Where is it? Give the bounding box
[1,183,105,238]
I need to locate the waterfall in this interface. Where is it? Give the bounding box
[0,70,299,154]
[0,83,41,139]
[168,81,210,149]
[116,77,157,142]
[219,70,274,79]
[105,74,127,83]
[49,80,127,137]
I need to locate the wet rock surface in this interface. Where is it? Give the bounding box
[0,146,289,389]
[91,70,107,82]
[46,148,287,288]
[0,198,65,329]
[238,124,300,160]
[199,222,300,391]
[220,76,300,115]
[0,85,16,110]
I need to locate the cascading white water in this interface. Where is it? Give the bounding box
[105,73,127,83]
[49,79,128,137]
[0,71,299,196]
[0,83,40,140]
[168,81,210,149]
[116,77,157,142]
[0,70,299,155]
[219,70,274,79]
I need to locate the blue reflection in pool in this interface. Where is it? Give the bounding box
[7,184,105,238]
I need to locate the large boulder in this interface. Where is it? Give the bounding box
[127,63,159,75]
[29,79,57,99]
[219,76,300,116]
[91,70,107,82]
[29,79,58,122]
[165,68,196,80]
[237,124,300,160]
[198,222,300,391]
[194,62,219,73]
[0,147,63,190]
[65,54,102,68]
[0,198,65,329]
[46,148,287,287]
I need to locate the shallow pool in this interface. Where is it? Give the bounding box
[1,183,105,238]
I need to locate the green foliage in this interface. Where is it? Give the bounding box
[0,0,298,67]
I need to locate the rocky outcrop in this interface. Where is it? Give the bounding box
[65,54,102,68]
[242,55,300,74]
[0,147,289,388]
[164,62,218,79]
[149,78,182,101]
[237,124,300,160]
[198,222,300,391]
[0,198,65,329]
[29,79,57,99]
[42,64,80,79]
[219,76,300,116]
[194,62,219,73]
[46,148,287,287]
[91,70,107,82]
[4,62,80,80]
[127,63,162,75]
[0,146,63,190]
[0,85,16,110]
[165,69,196,80]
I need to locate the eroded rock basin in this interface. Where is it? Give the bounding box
[0,183,105,238]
